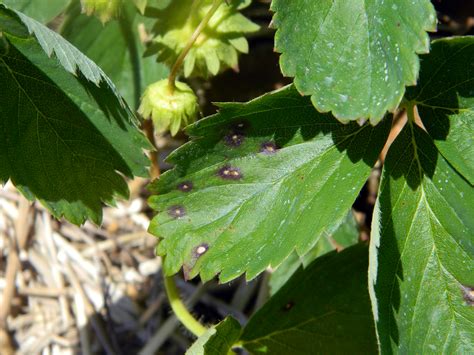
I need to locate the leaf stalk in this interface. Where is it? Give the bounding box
[167,0,222,94]
[163,275,207,337]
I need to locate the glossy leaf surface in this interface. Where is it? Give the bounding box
[369,122,474,353]
[149,85,390,282]
[271,0,436,123]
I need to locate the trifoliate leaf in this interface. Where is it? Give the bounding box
[271,0,437,124]
[145,0,259,78]
[148,85,390,283]
[0,6,150,224]
[138,79,199,136]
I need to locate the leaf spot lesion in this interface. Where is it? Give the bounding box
[167,205,186,219]
[217,165,243,180]
[461,285,474,306]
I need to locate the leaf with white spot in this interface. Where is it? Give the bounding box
[148,85,390,282]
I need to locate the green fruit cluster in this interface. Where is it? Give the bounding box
[139,79,199,136]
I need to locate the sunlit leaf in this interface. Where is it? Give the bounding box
[271,0,436,123]
[148,85,390,282]
[369,122,474,353]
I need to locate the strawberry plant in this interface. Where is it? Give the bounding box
[0,0,473,353]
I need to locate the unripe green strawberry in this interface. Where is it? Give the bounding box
[81,0,122,23]
[139,79,199,136]
[145,0,259,78]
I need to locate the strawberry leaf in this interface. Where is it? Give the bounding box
[148,85,390,282]
[271,0,436,123]
[0,6,150,224]
[369,123,474,353]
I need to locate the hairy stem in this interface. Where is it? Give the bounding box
[167,0,222,93]
[164,275,207,337]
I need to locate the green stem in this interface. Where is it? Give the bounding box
[164,275,207,337]
[167,0,222,93]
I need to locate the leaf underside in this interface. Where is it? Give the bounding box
[271,0,437,123]
[0,7,150,224]
[241,244,378,354]
[148,85,390,283]
[369,122,474,353]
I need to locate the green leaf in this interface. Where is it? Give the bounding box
[187,317,242,355]
[2,5,113,87]
[241,244,378,354]
[269,210,359,295]
[0,7,150,224]
[405,37,474,185]
[148,85,390,282]
[1,0,70,23]
[271,0,436,124]
[369,122,474,353]
[61,1,168,108]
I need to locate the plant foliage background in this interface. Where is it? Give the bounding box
[0,0,472,354]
